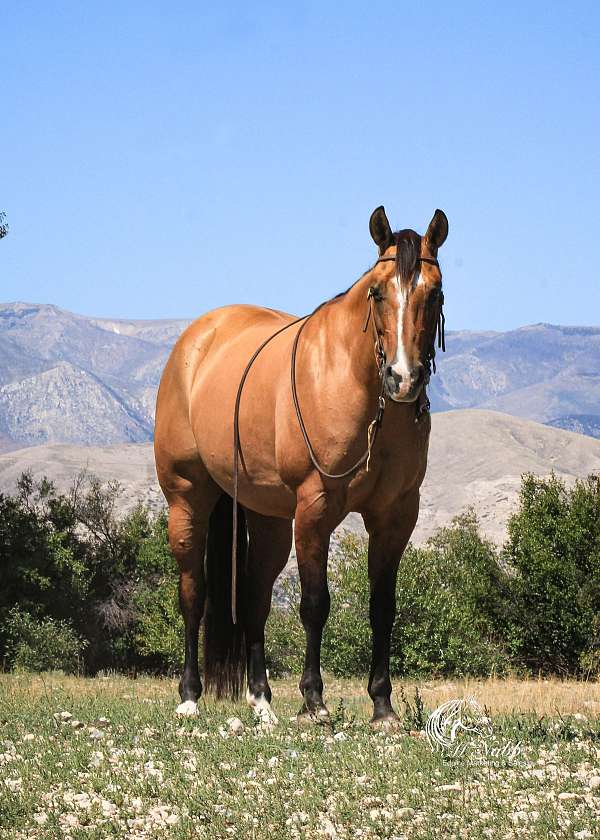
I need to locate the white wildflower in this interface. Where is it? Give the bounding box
[226,717,245,736]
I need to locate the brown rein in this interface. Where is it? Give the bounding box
[230,256,443,622]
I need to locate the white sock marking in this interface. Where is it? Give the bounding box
[246,690,279,727]
[175,700,198,716]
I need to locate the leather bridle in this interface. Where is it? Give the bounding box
[229,254,445,621]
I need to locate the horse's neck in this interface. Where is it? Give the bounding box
[314,274,380,393]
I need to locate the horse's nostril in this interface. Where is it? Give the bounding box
[410,365,424,385]
[386,366,402,384]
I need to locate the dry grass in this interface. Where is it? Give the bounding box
[5,672,599,718]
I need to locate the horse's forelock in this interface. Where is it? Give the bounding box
[394,230,421,290]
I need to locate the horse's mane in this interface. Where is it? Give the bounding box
[328,229,422,304]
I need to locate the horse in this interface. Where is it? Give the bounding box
[154,205,448,729]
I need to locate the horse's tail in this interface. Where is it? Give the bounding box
[203,493,247,700]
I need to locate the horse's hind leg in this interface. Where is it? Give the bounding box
[244,511,292,726]
[166,480,220,715]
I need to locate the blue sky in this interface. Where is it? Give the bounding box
[2,1,599,330]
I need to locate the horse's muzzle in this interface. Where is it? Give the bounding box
[384,363,425,403]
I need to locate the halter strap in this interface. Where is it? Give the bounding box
[376,255,440,266]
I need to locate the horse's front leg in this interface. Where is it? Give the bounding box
[294,487,341,723]
[364,491,420,730]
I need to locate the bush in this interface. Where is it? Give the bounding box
[5,607,86,673]
[1,468,598,680]
[394,512,513,676]
[267,512,513,678]
[133,513,183,672]
[322,535,373,676]
[504,473,600,675]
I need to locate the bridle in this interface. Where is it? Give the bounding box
[229,253,445,621]
[374,254,446,373]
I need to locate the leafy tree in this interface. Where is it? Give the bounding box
[1,468,598,679]
[0,211,7,239]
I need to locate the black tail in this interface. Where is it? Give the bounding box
[203,493,247,700]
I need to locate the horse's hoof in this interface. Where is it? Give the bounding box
[175,700,199,717]
[296,705,331,727]
[370,713,403,732]
[246,690,279,729]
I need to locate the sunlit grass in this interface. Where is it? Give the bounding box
[0,673,599,838]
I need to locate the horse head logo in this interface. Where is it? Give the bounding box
[425,697,493,756]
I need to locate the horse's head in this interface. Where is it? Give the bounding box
[367,206,448,403]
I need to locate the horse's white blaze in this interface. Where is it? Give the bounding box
[390,283,411,380]
[175,700,199,717]
[246,689,279,726]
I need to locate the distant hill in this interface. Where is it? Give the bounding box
[427,323,600,434]
[0,303,189,449]
[0,302,598,449]
[1,410,598,548]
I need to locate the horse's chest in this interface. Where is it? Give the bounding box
[347,418,430,508]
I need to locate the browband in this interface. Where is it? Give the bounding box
[376,255,439,266]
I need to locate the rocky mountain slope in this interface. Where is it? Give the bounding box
[1,410,598,548]
[0,302,598,449]
[428,323,600,436]
[0,303,189,449]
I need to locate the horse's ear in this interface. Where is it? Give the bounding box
[369,206,394,254]
[425,209,449,250]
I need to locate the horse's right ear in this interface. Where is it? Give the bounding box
[369,206,394,254]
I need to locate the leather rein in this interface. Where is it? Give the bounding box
[230,255,444,622]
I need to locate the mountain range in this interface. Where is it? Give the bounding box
[0,302,598,450]
[1,410,598,548]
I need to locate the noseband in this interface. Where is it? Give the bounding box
[229,253,446,622]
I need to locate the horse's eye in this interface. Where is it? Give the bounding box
[368,287,385,303]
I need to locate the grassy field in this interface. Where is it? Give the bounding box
[1,674,599,839]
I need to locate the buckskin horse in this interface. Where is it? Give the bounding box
[154,206,448,729]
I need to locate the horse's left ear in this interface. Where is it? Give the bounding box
[425,209,448,249]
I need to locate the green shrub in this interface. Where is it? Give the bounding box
[2,468,598,680]
[267,512,513,679]
[504,473,600,675]
[133,513,183,672]
[5,607,86,673]
[322,535,373,676]
[265,576,305,677]
[394,513,513,677]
